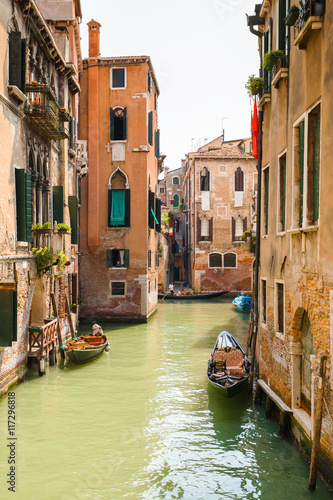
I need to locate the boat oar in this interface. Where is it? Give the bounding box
[162,290,170,301]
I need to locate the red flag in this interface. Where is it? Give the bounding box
[251,96,259,160]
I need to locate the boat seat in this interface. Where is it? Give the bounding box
[212,349,245,377]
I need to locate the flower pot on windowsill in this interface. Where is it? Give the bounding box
[32,228,52,235]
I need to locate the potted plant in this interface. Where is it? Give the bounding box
[245,75,263,97]
[263,50,284,71]
[32,222,52,233]
[57,223,71,234]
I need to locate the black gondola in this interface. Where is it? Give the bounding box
[207,331,250,398]
[158,290,228,300]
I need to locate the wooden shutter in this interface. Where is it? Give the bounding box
[281,156,286,232]
[124,249,130,268]
[26,172,32,242]
[279,0,287,51]
[9,32,22,88]
[15,169,26,242]
[0,290,17,346]
[124,189,131,227]
[68,195,78,244]
[70,117,76,151]
[313,112,320,223]
[197,217,201,243]
[106,249,113,268]
[21,38,27,94]
[148,111,153,146]
[53,186,64,224]
[232,217,236,242]
[243,216,248,235]
[209,217,213,242]
[156,198,162,233]
[110,107,114,140]
[148,190,155,229]
[71,273,78,313]
[299,122,304,227]
[123,107,127,140]
[265,169,269,234]
[108,190,112,227]
[277,283,284,332]
[235,167,244,191]
[148,249,151,268]
[155,129,160,158]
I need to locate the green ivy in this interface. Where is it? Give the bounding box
[32,247,54,273]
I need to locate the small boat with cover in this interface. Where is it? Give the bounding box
[232,293,252,313]
[207,331,250,398]
[158,290,227,300]
[62,324,110,365]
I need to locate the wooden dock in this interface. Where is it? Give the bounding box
[28,318,59,373]
[255,379,293,436]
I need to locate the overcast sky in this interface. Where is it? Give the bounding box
[80,0,260,170]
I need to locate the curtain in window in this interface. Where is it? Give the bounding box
[110,190,125,225]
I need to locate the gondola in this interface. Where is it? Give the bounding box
[158,290,228,300]
[232,293,252,313]
[207,331,250,398]
[62,334,110,365]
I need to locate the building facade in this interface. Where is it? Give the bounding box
[248,0,333,484]
[79,21,162,321]
[183,137,257,293]
[0,0,82,395]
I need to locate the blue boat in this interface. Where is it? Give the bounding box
[232,293,252,313]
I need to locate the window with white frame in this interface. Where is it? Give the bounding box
[235,217,244,240]
[263,166,269,235]
[209,253,222,268]
[224,252,237,268]
[110,280,126,296]
[111,68,126,89]
[278,152,287,233]
[201,218,209,240]
[292,103,321,229]
[275,280,284,335]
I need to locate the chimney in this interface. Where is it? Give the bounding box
[87,20,101,58]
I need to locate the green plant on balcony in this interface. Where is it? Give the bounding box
[57,223,71,232]
[32,221,52,231]
[32,247,54,274]
[245,75,263,96]
[263,50,284,71]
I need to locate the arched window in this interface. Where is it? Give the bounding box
[108,168,130,227]
[172,177,179,185]
[173,193,179,208]
[110,107,127,141]
[209,253,222,268]
[224,252,237,268]
[234,166,244,192]
[200,167,210,191]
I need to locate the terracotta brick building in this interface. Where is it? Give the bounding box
[79,21,162,321]
[247,0,333,484]
[183,137,257,293]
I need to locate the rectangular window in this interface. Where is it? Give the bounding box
[106,249,129,268]
[111,281,126,296]
[155,129,160,158]
[159,187,165,194]
[108,189,130,227]
[263,167,269,235]
[148,72,152,94]
[278,153,287,233]
[275,281,284,335]
[307,105,320,225]
[148,111,153,146]
[201,218,209,240]
[15,169,32,242]
[68,195,78,244]
[148,190,155,229]
[261,279,267,324]
[0,289,17,346]
[148,249,152,269]
[9,31,26,93]
[53,186,64,224]
[110,107,127,141]
[111,68,126,89]
[224,253,237,268]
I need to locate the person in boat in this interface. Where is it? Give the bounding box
[169,282,174,295]
[92,324,103,336]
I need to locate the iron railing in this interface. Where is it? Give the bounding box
[294,0,325,38]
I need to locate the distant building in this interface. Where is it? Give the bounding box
[79,21,162,321]
[247,0,333,485]
[183,137,257,293]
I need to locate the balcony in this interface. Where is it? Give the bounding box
[25,85,70,140]
[294,0,324,50]
[271,55,289,89]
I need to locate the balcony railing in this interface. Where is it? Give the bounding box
[25,85,69,140]
[294,0,325,44]
[29,318,58,359]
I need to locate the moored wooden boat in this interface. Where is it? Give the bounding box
[207,331,250,398]
[232,293,252,313]
[158,290,228,300]
[62,334,109,364]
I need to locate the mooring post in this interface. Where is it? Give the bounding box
[309,356,327,490]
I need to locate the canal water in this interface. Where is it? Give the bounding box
[0,297,332,500]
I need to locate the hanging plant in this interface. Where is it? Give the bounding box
[263,50,284,71]
[245,75,263,96]
[54,250,67,277]
[32,247,54,274]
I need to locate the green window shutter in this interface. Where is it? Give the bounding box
[123,107,127,140]
[124,249,130,268]
[156,198,162,233]
[9,32,22,88]
[70,117,76,151]
[108,190,112,227]
[15,169,26,242]
[0,291,17,346]
[106,249,113,268]
[53,186,64,224]
[148,190,155,229]
[148,111,153,146]
[155,129,160,158]
[110,190,125,226]
[313,112,320,223]
[25,172,32,242]
[299,122,304,227]
[265,169,269,234]
[110,107,114,140]
[281,156,286,232]
[279,0,286,51]
[68,195,78,244]
[21,38,26,94]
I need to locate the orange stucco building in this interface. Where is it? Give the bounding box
[79,20,162,321]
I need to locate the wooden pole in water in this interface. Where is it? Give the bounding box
[309,356,327,490]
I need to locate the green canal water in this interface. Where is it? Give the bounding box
[1,298,332,500]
